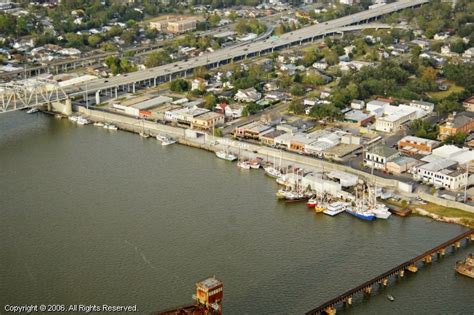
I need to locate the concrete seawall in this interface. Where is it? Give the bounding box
[77,107,474,214]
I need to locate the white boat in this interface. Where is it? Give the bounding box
[103,123,118,130]
[161,136,176,146]
[371,204,392,219]
[26,108,39,114]
[94,122,104,127]
[68,115,79,122]
[216,150,237,161]
[324,202,348,216]
[77,117,90,125]
[276,175,289,186]
[249,160,260,169]
[139,131,150,138]
[264,166,281,178]
[237,160,251,169]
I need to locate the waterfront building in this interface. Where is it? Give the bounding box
[364,145,399,170]
[398,136,440,156]
[191,112,224,131]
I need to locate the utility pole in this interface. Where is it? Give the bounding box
[465,162,469,203]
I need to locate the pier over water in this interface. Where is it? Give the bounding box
[306,230,474,315]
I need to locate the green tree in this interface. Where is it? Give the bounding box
[145,51,171,68]
[204,94,217,110]
[170,79,190,93]
[288,99,305,114]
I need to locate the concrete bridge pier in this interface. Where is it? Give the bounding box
[423,255,432,264]
[363,286,372,295]
[343,296,352,305]
[399,270,405,278]
[324,306,336,315]
[407,264,418,273]
[438,248,446,257]
[95,91,101,105]
[49,98,72,116]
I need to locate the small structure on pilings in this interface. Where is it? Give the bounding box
[0,78,69,113]
[158,276,223,315]
[306,229,474,315]
[455,253,474,279]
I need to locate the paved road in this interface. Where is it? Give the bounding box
[64,0,428,94]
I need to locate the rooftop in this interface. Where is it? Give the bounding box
[196,277,222,290]
[370,145,398,158]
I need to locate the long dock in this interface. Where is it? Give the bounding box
[306,229,474,315]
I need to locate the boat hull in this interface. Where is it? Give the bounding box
[346,209,376,221]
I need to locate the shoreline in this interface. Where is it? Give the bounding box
[413,208,474,229]
[69,107,474,224]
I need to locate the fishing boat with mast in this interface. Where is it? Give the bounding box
[345,185,376,221]
[216,147,237,161]
[264,150,283,178]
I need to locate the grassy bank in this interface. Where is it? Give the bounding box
[382,198,474,228]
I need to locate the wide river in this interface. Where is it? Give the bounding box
[1,112,472,314]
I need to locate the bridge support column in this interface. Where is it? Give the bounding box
[324,306,336,315]
[382,278,388,286]
[363,286,372,295]
[423,255,432,264]
[470,234,474,241]
[343,296,352,305]
[399,270,405,278]
[455,241,461,249]
[132,83,136,94]
[407,265,418,273]
[438,248,446,257]
[114,87,118,99]
[95,91,100,105]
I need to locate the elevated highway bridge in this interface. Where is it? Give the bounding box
[0,0,428,113]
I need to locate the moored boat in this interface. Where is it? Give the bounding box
[94,122,105,127]
[314,204,326,213]
[161,136,176,146]
[455,253,474,279]
[139,131,150,138]
[26,107,39,114]
[216,150,237,161]
[237,160,251,169]
[103,123,118,130]
[346,207,376,221]
[249,160,260,169]
[324,202,348,216]
[264,166,281,178]
[307,198,317,208]
[77,117,90,125]
[371,204,392,219]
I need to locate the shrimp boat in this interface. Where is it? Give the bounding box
[216,150,237,161]
[324,202,348,216]
[346,206,376,221]
[372,204,392,219]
